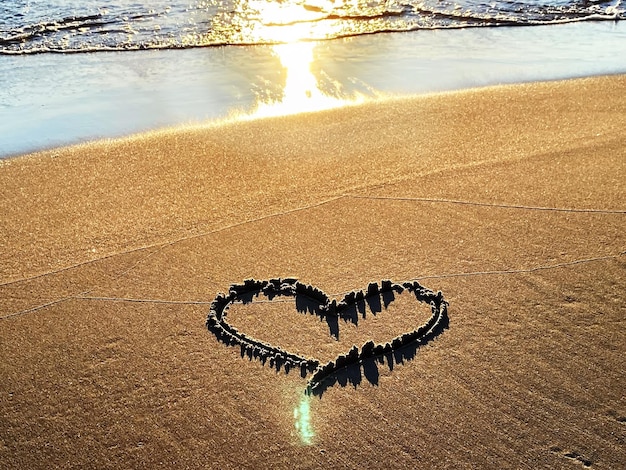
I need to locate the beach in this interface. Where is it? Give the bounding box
[2,21,626,158]
[1,73,625,468]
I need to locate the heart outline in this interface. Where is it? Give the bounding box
[206,278,448,395]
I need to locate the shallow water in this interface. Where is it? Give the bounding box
[1,20,625,158]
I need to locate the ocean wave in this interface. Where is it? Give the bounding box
[0,0,623,55]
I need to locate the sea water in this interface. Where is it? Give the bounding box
[1,0,625,157]
[2,0,624,53]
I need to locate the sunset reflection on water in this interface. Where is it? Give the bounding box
[238,0,368,118]
[250,41,366,118]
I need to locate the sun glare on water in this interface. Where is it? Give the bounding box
[241,0,340,44]
[251,41,365,118]
[245,1,368,118]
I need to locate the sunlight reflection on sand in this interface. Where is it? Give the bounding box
[294,394,315,445]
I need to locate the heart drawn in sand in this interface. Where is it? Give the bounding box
[206,278,448,396]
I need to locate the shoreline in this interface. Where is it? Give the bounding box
[1,74,625,468]
[2,73,625,282]
[2,20,626,159]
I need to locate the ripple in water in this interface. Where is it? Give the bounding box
[0,0,623,54]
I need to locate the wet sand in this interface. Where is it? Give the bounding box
[1,75,625,468]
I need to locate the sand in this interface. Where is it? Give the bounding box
[1,75,625,469]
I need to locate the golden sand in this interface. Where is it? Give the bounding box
[1,75,625,468]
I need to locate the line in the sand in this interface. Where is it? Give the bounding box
[0,245,160,288]
[0,291,212,321]
[410,252,625,281]
[0,196,346,288]
[345,195,626,214]
[4,194,621,290]
[2,193,623,320]
[0,197,347,319]
[75,296,213,305]
[0,297,74,320]
[156,196,346,249]
[5,251,620,318]
[113,196,348,280]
